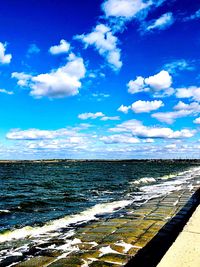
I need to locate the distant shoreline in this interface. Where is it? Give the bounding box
[1,159,200,163]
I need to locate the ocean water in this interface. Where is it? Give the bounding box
[0,160,200,264]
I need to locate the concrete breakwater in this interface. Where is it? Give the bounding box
[1,174,200,267]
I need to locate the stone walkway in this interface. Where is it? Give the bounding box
[157,204,200,267]
[11,177,200,267]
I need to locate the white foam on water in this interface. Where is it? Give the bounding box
[129,166,200,187]
[0,200,132,243]
[140,166,200,200]
[81,260,89,267]
[99,245,120,257]
[56,238,81,251]
[0,209,10,214]
[115,240,133,253]
[87,241,98,247]
[159,174,177,180]
[130,177,156,185]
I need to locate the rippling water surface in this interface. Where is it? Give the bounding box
[1,159,200,266]
[0,160,198,233]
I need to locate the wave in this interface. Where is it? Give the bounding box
[140,166,200,199]
[127,166,200,206]
[130,177,156,185]
[129,167,197,186]
[0,199,132,243]
[0,210,10,215]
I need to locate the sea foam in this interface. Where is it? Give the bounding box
[0,200,132,243]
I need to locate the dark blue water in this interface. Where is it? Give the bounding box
[0,160,196,232]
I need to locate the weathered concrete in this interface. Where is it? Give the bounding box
[157,205,200,267]
[11,177,200,267]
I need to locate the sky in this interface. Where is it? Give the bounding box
[0,0,200,159]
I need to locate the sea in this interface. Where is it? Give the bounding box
[0,160,200,265]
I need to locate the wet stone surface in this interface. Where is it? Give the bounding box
[8,178,200,267]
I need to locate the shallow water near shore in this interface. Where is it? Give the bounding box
[0,160,200,266]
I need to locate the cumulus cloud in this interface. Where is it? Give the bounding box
[0,42,12,64]
[176,86,200,102]
[49,39,70,55]
[102,0,151,20]
[117,104,130,114]
[152,110,191,124]
[127,70,173,97]
[145,70,172,90]
[127,76,145,94]
[131,100,164,113]
[193,117,200,124]
[152,101,200,124]
[0,89,14,95]
[174,101,200,112]
[78,112,105,120]
[101,0,168,34]
[145,12,174,31]
[76,24,122,70]
[6,128,76,140]
[110,119,195,139]
[100,134,140,144]
[6,126,95,157]
[12,53,86,98]
[12,72,33,87]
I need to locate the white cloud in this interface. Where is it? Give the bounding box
[110,119,195,139]
[78,112,105,120]
[117,104,130,114]
[0,42,12,64]
[165,143,177,149]
[49,39,70,55]
[78,112,119,121]
[3,123,200,159]
[144,138,154,143]
[163,59,194,74]
[131,100,164,113]
[102,0,151,19]
[174,101,200,112]
[193,117,200,124]
[6,128,76,140]
[176,86,200,102]
[127,76,145,94]
[145,70,172,91]
[127,70,173,96]
[100,116,120,121]
[146,12,174,31]
[12,53,86,98]
[76,24,122,70]
[0,89,14,95]
[100,134,140,144]
[152,110,191,124]
[152,101,200,124]
[12,72,32,87]
[6,127,94,157]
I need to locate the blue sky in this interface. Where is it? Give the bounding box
[0,0,200,159]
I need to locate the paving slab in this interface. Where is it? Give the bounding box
[157,205,200,267]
